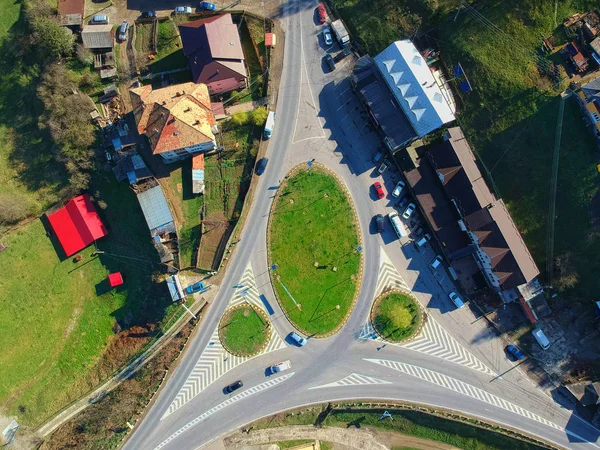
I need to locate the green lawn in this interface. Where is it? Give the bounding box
[219,306,269,356]
[269,169,360,336]
[0,172,176,426]
[252,407,546,450]
[373,293,421,342]
[145,19,189,74]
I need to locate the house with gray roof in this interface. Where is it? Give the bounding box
[81,24,114,50]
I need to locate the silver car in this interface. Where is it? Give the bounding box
[323,27,333,45]
[402,203,416,219]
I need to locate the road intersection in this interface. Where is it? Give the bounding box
[123,0,600,448]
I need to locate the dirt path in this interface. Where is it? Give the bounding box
[221,425,460,450]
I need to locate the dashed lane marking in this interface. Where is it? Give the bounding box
[310,373,392,389]
[161,261,286,419]
[154,373,295,450]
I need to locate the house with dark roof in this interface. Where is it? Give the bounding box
[404,127,540,301]
[57,0,84,28]
[130,82,217,163]
[179,14,247,95]
[352,40,455,152]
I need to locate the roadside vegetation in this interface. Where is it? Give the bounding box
[372,292,422,342]
[219,306,270,356]
[335,0,600,301]
[269,168,360,336]
[252,405,548,450]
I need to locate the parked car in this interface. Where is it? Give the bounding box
[185,281,205,294]
[448,291,465,308]
[267,360,291,375]
[416,233,431,247]
[91,15,109,24]
[288,332,307,347]
[140,11,156,18]
[377,159,390,174]
[324,54,335,72]
[402,203,416,219]
[430,255,443,269]
[199,1,217,10]
[532,328,551,350]
[317,4,327,23]
[223,380,243,394]
[375,214,385,233]
[397,196,409,210]
[175,6,193,14]
[392,180,405,197]
[333,47,351,63]
[373,149,385,163]
[322,27,333,45]
[505,344,525,361]
[256,157,268,175]
[373,181,385,199]
[118,21,129,41]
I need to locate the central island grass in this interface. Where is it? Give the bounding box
[269,168,360,336]
[373,293,422,342]
[220,306,270,356]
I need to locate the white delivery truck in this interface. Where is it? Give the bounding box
[264,111,276,139]
[388,212,408,239]
[267,360,291,375]
[331,20,350,47]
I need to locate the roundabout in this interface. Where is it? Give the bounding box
[268,164,362,337]
[371,290,423,343]
[218,304,271,357]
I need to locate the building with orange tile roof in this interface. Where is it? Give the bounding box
[130,82,217,163]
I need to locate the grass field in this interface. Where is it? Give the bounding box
[219,306,269,356]
[135,18,189,74]
[0,172,177,426]
[252,407,546,450]
[269,169,360,336]
[373,293,421,342]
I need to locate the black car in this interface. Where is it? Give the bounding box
[256,157,268,175]
[324,54,335,72]
[397,196,409,210]
[224,380,243,394]
[333,47,351,63]
[375,214,384,233]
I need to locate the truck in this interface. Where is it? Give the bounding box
[264,111,276,139]
[331,19,350,47]
[388,211,408,239]
[267,360,291,375]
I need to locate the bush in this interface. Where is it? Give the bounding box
[30,16,74,60]
[231,111,250,126]
[0,194,37,225]
[251,106,268,126]
[76,44,94,66]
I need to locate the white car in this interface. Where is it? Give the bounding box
[175,6,193,14]
[449,292,465,309]
[402,203,416,219]
[323,27,333,46]
[392,180,405,197]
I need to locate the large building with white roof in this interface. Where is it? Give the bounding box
[353,40,456,151]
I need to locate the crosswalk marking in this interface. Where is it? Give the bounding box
[374,247,410,296]
[310,373,392,389]
[155,373,295,450]
[161,262,286,419]
[365,358,563,431]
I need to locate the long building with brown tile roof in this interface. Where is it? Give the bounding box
[130,82,217,163]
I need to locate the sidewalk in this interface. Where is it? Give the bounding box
[225,97,267,115]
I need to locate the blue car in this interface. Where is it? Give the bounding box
[288,332,307,347]
[199,1,217,10]
[506,344,525,361]
[185,281,205,295]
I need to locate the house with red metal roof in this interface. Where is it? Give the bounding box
[57,0,84,28]
[179,14,248,95]
[130,82,217,163]
[47,194,108,257]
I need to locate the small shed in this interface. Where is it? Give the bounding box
[108,272,124,287]
[265,33,276,48]
[81,24,114,50]
[166,274,185,302]
[192,153,205,194]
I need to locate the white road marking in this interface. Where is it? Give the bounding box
[161,262,286,419]
[154,373,295,450]
[310,373,392,389]
[365,358,563,431]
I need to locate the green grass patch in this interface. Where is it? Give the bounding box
[0,171,175,426]
[373,293,421,342]
[252,407,546,450]
[269,169,360,336]
[275,440,314,449]
[165,162,204,269]
[219,306,269,356]
[233,20,265,103]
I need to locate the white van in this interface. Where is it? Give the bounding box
[532,328,550,350]
[388,212,408,239]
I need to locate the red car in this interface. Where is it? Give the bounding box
[317,5,327,23]
[373,182,385,199]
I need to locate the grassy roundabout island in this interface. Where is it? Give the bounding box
[372,291,422,342]
[219,305,271,356]
[269,167,361,336]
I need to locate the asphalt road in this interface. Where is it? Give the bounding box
[122,0,600,449]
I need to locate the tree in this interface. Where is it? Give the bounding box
[76,44,94,66]
[251,106,268,126]
[30,16,74,60]
[0,193,37,225]
[231,111,250,126]
[554,252,579,292]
